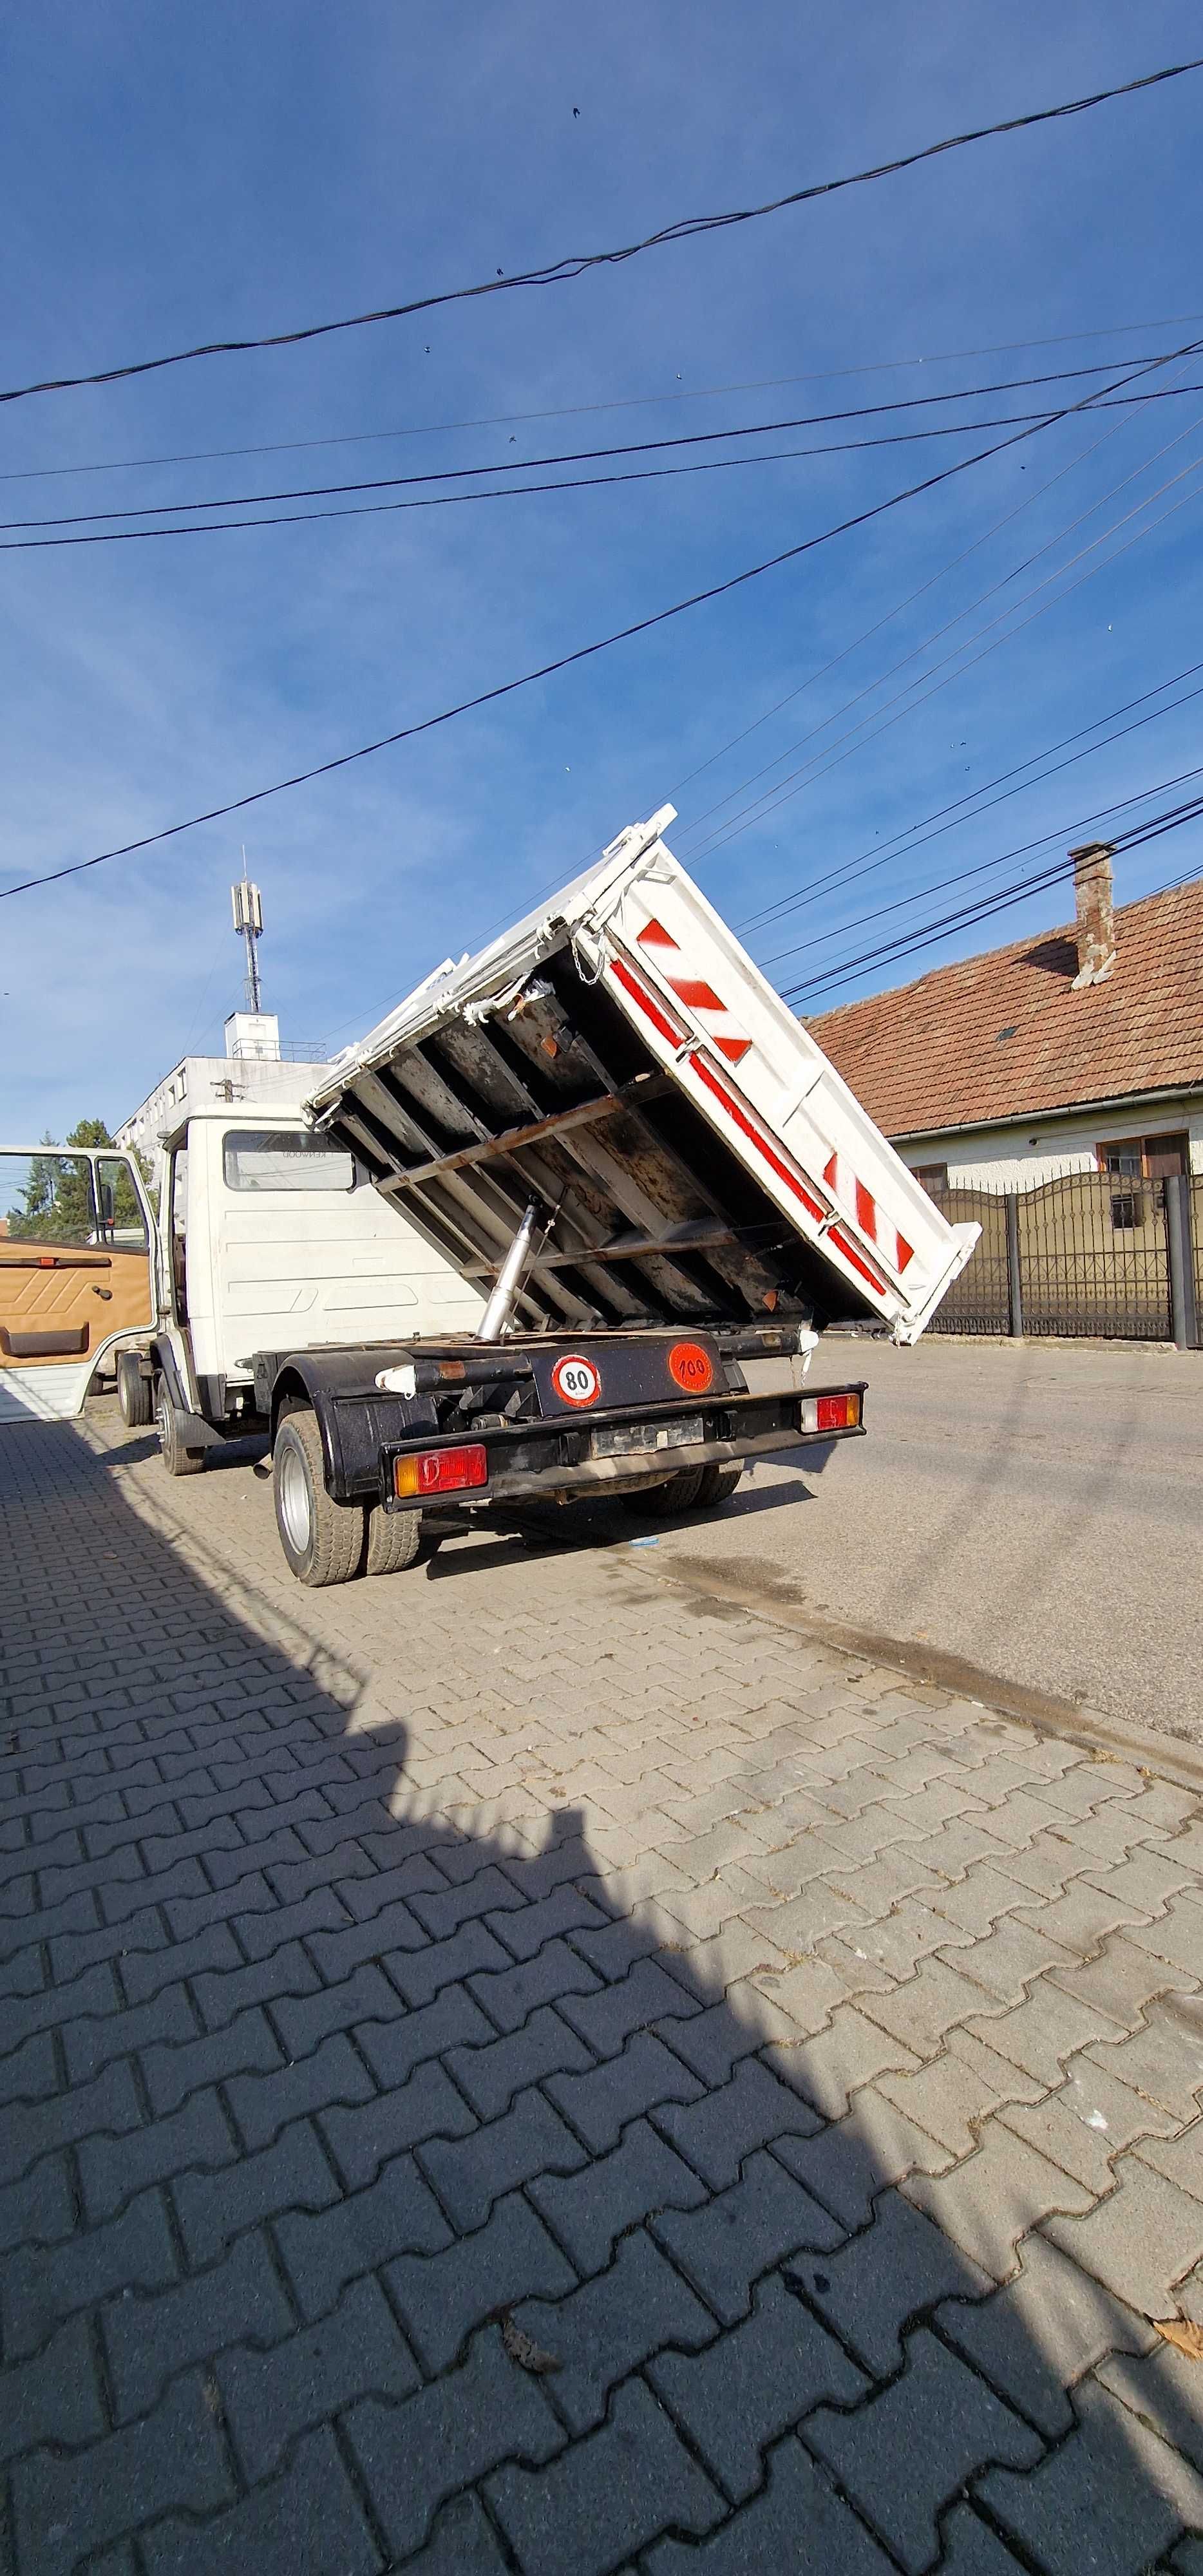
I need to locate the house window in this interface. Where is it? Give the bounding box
[912,1163,949,1198]
[1096,1132,1188,1231]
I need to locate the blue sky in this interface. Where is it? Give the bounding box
[2,0,1202,1139]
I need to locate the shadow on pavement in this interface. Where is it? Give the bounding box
[0,1419,1198,2574]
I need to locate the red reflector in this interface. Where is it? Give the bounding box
[395,1442,488,1499]
[815,1393,858,1432]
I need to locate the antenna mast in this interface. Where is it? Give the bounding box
[231,851,264,1013]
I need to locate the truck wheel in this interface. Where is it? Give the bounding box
[623,1466,705,1517]
[365,1504,423,1577]
[696,1464,743,1510]
[117,1350,152,1428]
[155,1378,205,1477]
[274,1404,365,1586]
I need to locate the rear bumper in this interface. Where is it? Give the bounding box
[379,1383,866,1511]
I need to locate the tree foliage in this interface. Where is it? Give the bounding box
[3,1122,149,1244]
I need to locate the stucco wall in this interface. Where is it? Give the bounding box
[896,1096,1203,1189]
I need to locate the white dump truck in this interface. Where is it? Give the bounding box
[3,809,977,1583]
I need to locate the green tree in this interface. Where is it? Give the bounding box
[5,1121,151,1243]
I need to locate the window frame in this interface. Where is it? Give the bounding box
[221,1129,359,1196]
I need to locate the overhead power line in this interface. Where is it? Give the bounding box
[3,357,1200,540]
[687,391,1203,866]
[782,781,1203,1003]
[6,328,1203,488]
[0,359,1180,531]
[755,668,1203,967]
[3,58,1200,410]
[0,340,1179,902]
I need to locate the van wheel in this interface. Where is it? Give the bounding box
[155,1378,205,1477]
[365,1504,423,1576]
[623,1466,705,1517]
[274,1403,365,1586]
[117,1350,152,1428]
[696,1464,743,1509]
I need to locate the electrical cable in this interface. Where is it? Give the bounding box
[1,357,1155,902]
[3,57,1199,409]
[688,393,1203,867]
[746,660,1203,949]
[8,310,1203,484]
[2,357,1196,534]
[781,781,1203,1001]
[758,697,1203,972]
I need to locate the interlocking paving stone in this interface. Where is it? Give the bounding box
[218,2270,421,2481]
[645,2434,898,2571]
[649,2269,866,2500]
[345,2329,565,2561]
[487,2371,723,2573]
[976,2380,1203,2573]
[513,2227,715,2432]
[140,2423,381,2576]
[102,2226,294,2420]
[385,2186,574,2372]
[8,1411,1203,2576]
[804,2327,1044,2574]
[994,2058,1179,2194]
[936,2230,1153,2438]
[10,2372,232,2576]
[652,2147,843,2323]
[175,2115,343,2266]
[527,2115,708,2274]
[1043,2154,1203,2314]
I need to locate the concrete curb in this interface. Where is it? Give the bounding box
[629,1553,1203,1799]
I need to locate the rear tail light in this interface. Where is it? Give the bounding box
[799,1391,861,1433]
[393,1443,488,1499]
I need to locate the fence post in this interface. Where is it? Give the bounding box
[1005,1192,1023,1338]
[1165,1173,1198,1350]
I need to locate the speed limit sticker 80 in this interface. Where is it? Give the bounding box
[551,1353,602,1408]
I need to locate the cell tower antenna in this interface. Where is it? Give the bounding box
[231,851,264,1014]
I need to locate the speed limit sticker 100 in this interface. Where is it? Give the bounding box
[551,1354,602,1408]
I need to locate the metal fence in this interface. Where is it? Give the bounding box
[925,1166,1200,1346]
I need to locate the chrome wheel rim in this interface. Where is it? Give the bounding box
[156,1394,170,1453]
[278,1441,312,1555]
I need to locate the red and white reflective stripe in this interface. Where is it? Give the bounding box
[823,1150,914,1276]
[609,949,893,1302]
[635,916,752,1065]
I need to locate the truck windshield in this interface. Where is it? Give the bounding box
[223,1131,357,1193]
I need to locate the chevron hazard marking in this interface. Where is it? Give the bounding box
[636,916,753,1064]
[824,1151,914,1276]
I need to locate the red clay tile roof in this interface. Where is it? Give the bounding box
[807,876,1203,1138]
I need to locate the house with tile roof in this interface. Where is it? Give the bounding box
[808,846,1203,1196]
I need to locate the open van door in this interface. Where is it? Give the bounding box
[0,1146,155,1422]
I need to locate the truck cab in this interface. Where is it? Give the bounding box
[144,1106,484,1456]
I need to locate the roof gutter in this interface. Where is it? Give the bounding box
[890,1077,1203,1147]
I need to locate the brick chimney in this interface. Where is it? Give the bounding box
[1068,841,1116,989]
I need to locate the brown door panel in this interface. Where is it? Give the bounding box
[0,1247,152,1369]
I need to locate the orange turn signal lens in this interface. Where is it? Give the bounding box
[393,1443,488,1499]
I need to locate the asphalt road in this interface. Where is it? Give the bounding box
[641,1335,1203,1743]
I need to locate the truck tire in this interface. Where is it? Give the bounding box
[623,1466,705,1517]
[155,1378,205,1477]
[274,1404,365,1586]
[117,1350,153,1428]
[365,1503,424,1577]
[696,1463,743,1510]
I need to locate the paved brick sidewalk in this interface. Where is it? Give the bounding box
[2,1406,1202,2574]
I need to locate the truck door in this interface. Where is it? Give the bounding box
[0,1148,153,1412]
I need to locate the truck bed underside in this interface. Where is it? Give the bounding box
[316,952,880,1338]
